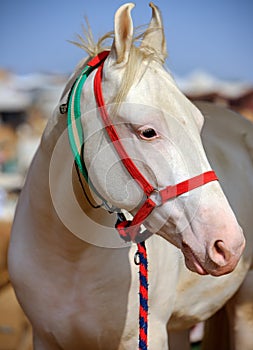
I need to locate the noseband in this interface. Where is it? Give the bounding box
[62,51,218,243]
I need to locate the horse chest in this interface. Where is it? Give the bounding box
[168,255,250,330]
[19,245,135,349]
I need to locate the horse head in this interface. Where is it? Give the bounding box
[73,3,245,276]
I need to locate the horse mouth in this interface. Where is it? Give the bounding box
[181,243,209,275]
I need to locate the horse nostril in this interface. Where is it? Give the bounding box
[212,240,231,265]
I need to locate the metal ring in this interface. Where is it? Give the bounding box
[149,188,162,206]
[134,251,140,265]
[59,103,68,114]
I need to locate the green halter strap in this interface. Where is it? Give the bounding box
[67,64,93,182]
[63,51,114,211]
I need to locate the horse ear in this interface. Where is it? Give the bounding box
[110,3,135,65]
[141,2,167,61]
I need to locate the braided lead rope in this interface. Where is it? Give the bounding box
[136,241,148,350]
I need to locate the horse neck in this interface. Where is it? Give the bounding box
[72,162,117,226]
[35,101,122,248]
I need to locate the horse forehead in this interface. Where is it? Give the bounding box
[124,65,194,117]
[124,82,195,126]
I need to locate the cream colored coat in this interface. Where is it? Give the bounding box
[8,3,253,350]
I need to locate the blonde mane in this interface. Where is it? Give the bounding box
[70,21,167,106]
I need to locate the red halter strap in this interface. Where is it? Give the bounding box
[159,170,218,203]
[93,52,218,243]
[93,62,154,197]
[115,171,218,242]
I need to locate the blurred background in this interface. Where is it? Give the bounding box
[0,0,253,349]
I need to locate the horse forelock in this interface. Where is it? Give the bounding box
[71,20,166,61]
[70,23,169,108]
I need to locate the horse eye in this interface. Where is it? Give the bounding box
[140,128,157,139]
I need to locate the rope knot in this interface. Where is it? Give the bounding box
[115,213,153,243]
[115,218,133,242]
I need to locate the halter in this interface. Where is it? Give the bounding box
[62,51,218,350]
[64,50,218,243]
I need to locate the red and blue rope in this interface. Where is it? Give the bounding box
[137,241,148,350]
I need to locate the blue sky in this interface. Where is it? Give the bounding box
[1,0,253,82]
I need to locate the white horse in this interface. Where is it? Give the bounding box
[168,101,253,350]
[8,3,252,350]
